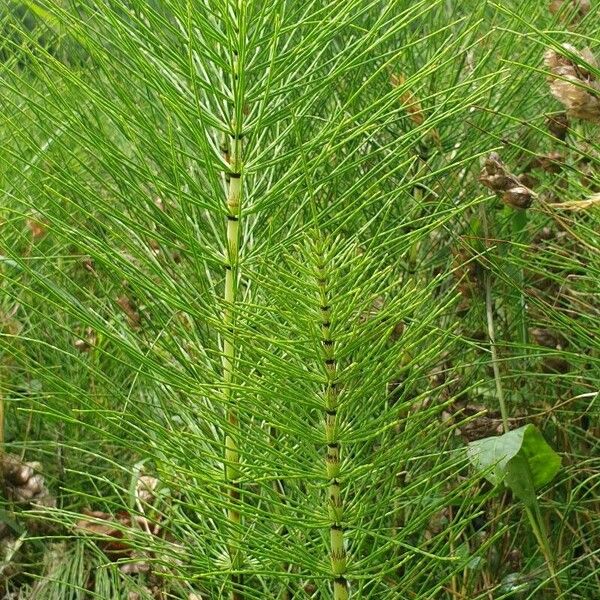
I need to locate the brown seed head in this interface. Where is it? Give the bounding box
[526,152,564,174]
[518,173,539,189]
[26,217,47,240]
[546,112,570,139]
[1,454,55,506]
[117,295,141,328]
[509,548,523,571]
[74,327,97,353]
[544,44,600,123]
[502,186,535,209]
[391,73,424,126]
[480,153,535,209]
[479,153,519,192]
[136,475,160,505]
[530,327,566,349]
[533,226,555,243]
[74,339,91,353]
[549,0,591,20]
[82,257,95,273]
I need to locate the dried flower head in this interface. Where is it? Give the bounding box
[452,248,481,299]
[479,152,518,192]
[533,226,555,243]
[391,73,424,126]
[391,73,441,145]
[544,44,600,123]
[543,356,571,373]
[479,152,535,209]
[549,0,591,20]
[518,172,539,189]
[503,186,535,210]
[546,112,570,139]
[509,548,523,572]
[117,295,141,328]
[1,453,55,506]
[136,475,160,505]
[26,216,47,240]
[74,327,97,353]
[75,510,133,557]
[82,256,96,273]
[526,152,565,174]
[530,327,566,349]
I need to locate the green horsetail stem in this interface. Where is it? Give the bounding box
[315,245,349,600]
[222,49,244,600]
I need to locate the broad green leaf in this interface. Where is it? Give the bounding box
[505,453,536,506]
[467,424,561,493]
[515,424,562,490]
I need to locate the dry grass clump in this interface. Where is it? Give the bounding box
[551,192,600,210]
[544,44,600,123]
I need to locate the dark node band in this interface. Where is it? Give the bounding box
[327,442,340,449]
[322,321,331,328]
[229,172,241,179]
[322,339,334,346]
[227,214,239,221]
[325,358,336,366]
[326,408,337,416]
[320,305,331,311]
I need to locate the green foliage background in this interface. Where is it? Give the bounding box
[0,1,598,598]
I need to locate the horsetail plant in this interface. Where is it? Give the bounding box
[220,10,246,598]
[313,239,348,600]
[2,1,600,599]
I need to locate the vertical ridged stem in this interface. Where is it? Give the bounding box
[315,246,348,600]
[222,45,244,600]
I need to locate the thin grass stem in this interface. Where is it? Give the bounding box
[480,206,509,433]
